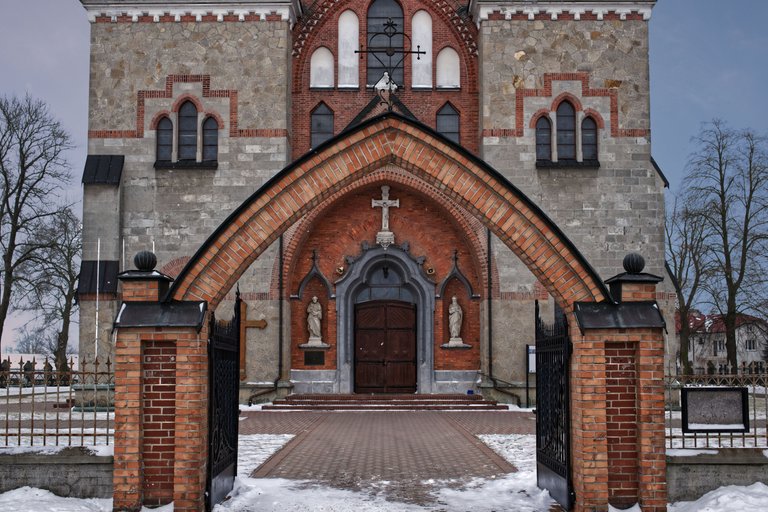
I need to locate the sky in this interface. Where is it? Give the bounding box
[1,0,767,347]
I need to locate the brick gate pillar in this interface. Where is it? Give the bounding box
[571,254,668,512]
[112,251,209,512]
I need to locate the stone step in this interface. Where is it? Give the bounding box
[262,403,508,411]
[263,393,506,411]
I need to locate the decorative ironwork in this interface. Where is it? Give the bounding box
[356,18,425,111]
[535,300,574,510]
[206,292,242,511]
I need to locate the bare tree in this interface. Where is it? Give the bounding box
[13,207,81,371]
[665,194,708,374]
[684,120,768,371]
[0,95,72,352]
[14,324,56,355]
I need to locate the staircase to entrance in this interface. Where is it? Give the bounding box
[262,393,506,411]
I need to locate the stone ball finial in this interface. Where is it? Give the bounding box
[623,252,645,274]
[134,250,157,272]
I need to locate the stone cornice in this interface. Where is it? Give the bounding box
[80,1,300,25]
[469,1,655,25]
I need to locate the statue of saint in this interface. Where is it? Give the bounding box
[306,296,322,342]
[448,296,463,341]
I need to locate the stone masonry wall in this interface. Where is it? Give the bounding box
[81,17,292,372]
[479,17,665,281]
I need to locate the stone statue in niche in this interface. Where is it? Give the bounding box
[306,296,323,343]
[442,296,470,349]
[449,296,463,342]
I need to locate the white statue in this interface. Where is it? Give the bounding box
[306,296,322,342]
[448,296,463,341]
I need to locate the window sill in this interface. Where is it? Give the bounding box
[536,159,600,170]
[154,160,218,170]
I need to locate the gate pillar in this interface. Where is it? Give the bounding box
[571,254,667,512]
[112,252,209,512]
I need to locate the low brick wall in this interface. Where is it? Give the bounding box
[667,448,768,502]
[0,447,113,498]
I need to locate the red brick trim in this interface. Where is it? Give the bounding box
[583,108,606,129]
[481,72,649,139]
[203,111,226,130]
[528,109,551,129]
[170,115,607,310]
[171,94,204,113]
[93,12,284,24]
[88,74,288,139]
[550,92,583,112]
[149,111,172,130]
[159,256,191,279]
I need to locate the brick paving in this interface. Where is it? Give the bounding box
[240,410,535,505]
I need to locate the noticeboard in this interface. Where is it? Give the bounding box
[526,345,536,374]
[681,387,749,433]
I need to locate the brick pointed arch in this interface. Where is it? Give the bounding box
[169,112,609,309]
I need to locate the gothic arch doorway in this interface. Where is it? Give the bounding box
[335,245,436,393]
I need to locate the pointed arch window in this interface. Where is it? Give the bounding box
[556,101,576,161]
[536,116,552,162]
[311,103,334,147]
[436,47,460,88]
[582,117,598,161]
[178,101,198,161]
[310,47,335,88]
[411,11,432,88]
[338,10,360,88]
[367,0,404,87]
[156,117,173,162]
[436,103,459,144]
[202,117,219,161]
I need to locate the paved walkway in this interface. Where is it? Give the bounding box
[239,410,537,505]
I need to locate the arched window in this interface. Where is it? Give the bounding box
[310,47,334,88]
[367,0,404,87]
[436,103,459,144]
[582,117,598,161]
[556,101,576,161]
[338,11,359,88]
[436,47,460,88]
[311,103,334,147]
[202,117,219,161]
[411,11,432,88]
[535,117,552,162]
[178,101,198,161]
[156,117,173,162]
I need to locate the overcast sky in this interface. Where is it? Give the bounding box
[1,1,768,347]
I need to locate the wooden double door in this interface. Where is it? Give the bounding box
[354,300,417,394]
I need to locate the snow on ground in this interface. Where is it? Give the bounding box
[2,431,768,511]
[669,482,768,512]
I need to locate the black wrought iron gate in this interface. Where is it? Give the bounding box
[206,294,241,511]
[535,300,574,510]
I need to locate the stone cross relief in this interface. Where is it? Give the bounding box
[372,185,399,249]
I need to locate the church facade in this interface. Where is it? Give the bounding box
[78,0,672,403]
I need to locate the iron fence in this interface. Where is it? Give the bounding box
[0,356,114,447]
[665,372,768,449]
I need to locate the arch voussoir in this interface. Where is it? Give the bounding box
[170,115,608,310]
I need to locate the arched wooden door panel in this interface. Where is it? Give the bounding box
[354,300,416,393]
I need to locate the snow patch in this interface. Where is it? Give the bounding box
[666,449,719,457]
[669,482,768,512]
[609,504,642,512]
[0,487,111,511]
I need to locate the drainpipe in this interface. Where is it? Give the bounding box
[487,228,493,379]
[277,234,284,387]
